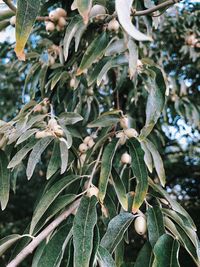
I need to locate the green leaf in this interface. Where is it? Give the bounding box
[90,225,100,267]
[97,55,128,86]
[147,206,165,247]
[98,139,119,203]
[8,139,37,169]
[26,137,54,180]
[77,0,93,24]
[100,212,135,253]
[105,39,127,57]
[46,141,61,180]
[59,138,69,174]
[63,16,84,61]
[145,139,166,186]
[162,208,199,250]
[111,169,128,211]
[140,66,166,139]
[152,234,180,267]
[127,38,138,79]
[37,223,72,267]
[31,241,46,267]
[88,113,120,128]
[148,179,196,231]
[0,234,22,257]
[0,150,10,210]
[58,112,83,125]
[39,64,48,96]
[33,194,76,234]
[30,175,80,234]
[164,217,200,266]
[77,32,110,75]
[97,246,116,267]
[16,128,38,145]
[73,196,98,267]
[15,0,40,60]
[134,242,154,267]
[115,0,151,41]
[140,141,153,173]
[127,139,148,213]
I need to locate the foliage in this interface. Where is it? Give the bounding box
[0,0,199,266]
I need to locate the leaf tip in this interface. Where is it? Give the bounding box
[14,48,26,61]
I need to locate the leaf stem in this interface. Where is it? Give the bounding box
[7,199,81,267]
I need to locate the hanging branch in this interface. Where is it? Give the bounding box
[7,199,81,267]
[2,0,17,13]
[133,0,182,17]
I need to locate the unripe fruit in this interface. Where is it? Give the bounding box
[48,118,58,129]
[58,17,67,27]
[35,131,53,139]
[54,128,64,137]
[46,21,55,32]
[124,128,138,138]
[107,19,120,32]
[87,88,94,96]
[49,10,59,21]
[56,25,64,32]
[70,78,76,88]
[79,143,88,153]
[48,56,55,66]
[56,7,67,18]
[134,216,147,235]
[121,152,131,164]
[120,116,129,129]
[87,187,99,198]
[10,16,16,26]
[83,136,93,144]
[88,139,95,148]
[89,5,106,18]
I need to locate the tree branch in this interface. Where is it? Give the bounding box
[2,0,17,13]
[7,198,81,267]
[133,0,181,16]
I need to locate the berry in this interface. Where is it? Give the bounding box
[87,187,99,198]
[79,143,88,153]
[120,116,129,129]
[108,19,120,31]
[58,17,67,27]
[89,5,106,18]
[46,21,55,32]
[49,10,59,21]
[121,152,131,164]
[56,7,67,18]
[10,16,16,26]
[124,128,138,138]
[134,216,147,235]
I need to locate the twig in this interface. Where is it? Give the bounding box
[133,0,181,16]
[2,0,16,13]
[7,199,81,267]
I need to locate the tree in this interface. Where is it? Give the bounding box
[0,0,199,266]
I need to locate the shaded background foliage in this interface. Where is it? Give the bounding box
[0,0,199,266]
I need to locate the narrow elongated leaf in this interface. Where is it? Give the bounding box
[88,57,110,86]
[90,225,100,267]
[8,140,37,169]
[77,0,92,24]
[105,39,127,57]
[59,138,69,174]
[73,196,98,267]
[16,128,38,145]
[37,223,72,267]
[88,114,120,128]
[58,112,83,125]
[115,0,151,41]
[164,217,200,266]
[140,141,153,173]
[98,139,119,203]
[26,137,54,180]
[30,175,80,234]
[145,139,166,186]
[147,206,165,247]
[127,38,138,79]
[15,0,40,60]
[97,246,116,267]
[97,55,128,86]
[0,234,22,257]
[0,150,10,210]
[140,66,166,139]
[111,169,128,211]
[134,242,154,267]
[64,16,84,61]
[46,141,61,180]
[152,234,180,267]
[163,209,200,254]
[100,213,135,253]
[77,32,110,75]
[34,194,76,234]
[149,179,196,230]
[31,241,46,267]
[127,139,148,213]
